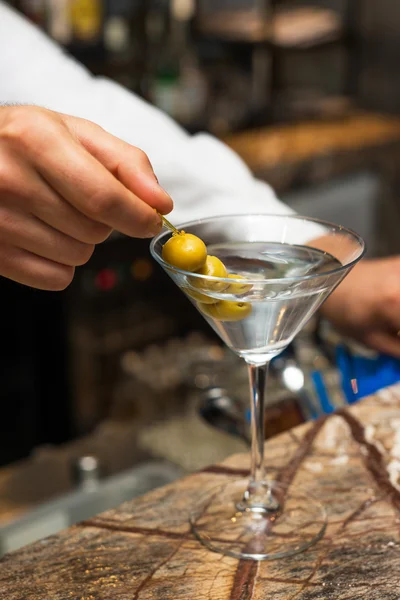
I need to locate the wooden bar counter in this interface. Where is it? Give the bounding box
[1,385,400,599]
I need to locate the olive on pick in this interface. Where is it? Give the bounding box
[162,232,207,272]
[183,287,219,304]
[226,274,252,295]
[198,300,252,322]
[190,256,229,292]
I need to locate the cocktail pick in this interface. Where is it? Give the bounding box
[156,210,181,235]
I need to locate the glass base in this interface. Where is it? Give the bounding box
[190,479,326,561]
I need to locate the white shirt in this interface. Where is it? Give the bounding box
[0,2,293,226]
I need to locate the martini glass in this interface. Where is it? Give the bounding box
[150,214,365,560]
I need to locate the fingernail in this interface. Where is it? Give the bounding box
[150,175,172,202]
[158,184,173,204]
[147,215,162,237]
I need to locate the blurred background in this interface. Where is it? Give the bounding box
[1,0,400,553]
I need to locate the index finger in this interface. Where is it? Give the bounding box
[5,110,163,238]
[66,116,173,217]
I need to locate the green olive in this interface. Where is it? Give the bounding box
[198,300,252,322]
[183,287,219,305]
[226,274,252,295]
[162,232,207,272]
[190,256,229,292]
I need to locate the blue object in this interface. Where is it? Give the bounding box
[310,371,336,415]
[336,345,400,404]
[245,346,400,426]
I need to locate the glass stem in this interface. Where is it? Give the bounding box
[243,361,279,511]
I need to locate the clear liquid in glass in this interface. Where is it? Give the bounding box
[182,242,341,363]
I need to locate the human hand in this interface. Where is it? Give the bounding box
[0,106,172,290]
[321,257,400,357]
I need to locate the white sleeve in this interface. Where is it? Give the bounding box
[0,2,293,226]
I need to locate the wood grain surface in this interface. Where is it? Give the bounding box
[1,386,400,599]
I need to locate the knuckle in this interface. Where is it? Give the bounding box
[133,147,152,168]
[86,190,118,219]
[76,116,102,131]
[1,107,55,153]
[50,266,75,291]
[84,119,103,132]
[2,107,38,140]
[83,222,112,244]
[0,161,15,194]
[73,243,95,266]
[64,115,103,138]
